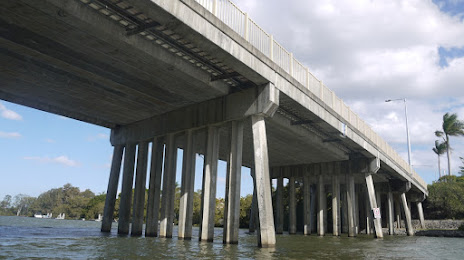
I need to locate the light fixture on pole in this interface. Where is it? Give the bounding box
[385,98,412,166]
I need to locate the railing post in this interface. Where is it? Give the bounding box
[269,35,274,61]
[244,13,249,41]
[212,0,218,16]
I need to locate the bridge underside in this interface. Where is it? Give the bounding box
[0,0,426,247]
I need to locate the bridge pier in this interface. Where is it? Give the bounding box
[387,189,395,235]
[101,145,123,232]
[117,143,136,235]
[145,137,164,237]
[178,130,196,240]
[289,176,297,235]
[131,141,149,236]
[275,176,284,234]
[303,175,311,235]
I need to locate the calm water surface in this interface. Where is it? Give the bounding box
[0,216,462,259]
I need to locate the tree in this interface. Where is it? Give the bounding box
[432,140,447,178]
[13,194,36,216]
[435,113,464,175]
[459,157,464,176]
[1,195,12,209]
[425,175,464,219]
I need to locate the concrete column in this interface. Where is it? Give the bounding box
[365,192,372,234]
[131,141,149,236]
[303,175,311,235]
[376,192,382,222]
[117,143,136,235]
[101,145,123,232]
[365,172,383,238]
[341,185,348,234]
[417,202,426,229]
[179,130,196,240]
[276,176,284,234]
[159,134,178,238]
[346,173,356,237]
[223,121,244,244]
[251,115,276,247]
[387,190,394,235]
[146,137,164,237]
[249,175,257,233]
[317,173,326,236]
[200,126,219,242]
[400,193,414,236]
[332,174,340,236]
[289,176,297,234]
[354,186,359,234]
[395,196,402,228]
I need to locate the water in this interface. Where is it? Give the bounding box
[0,216,462,259]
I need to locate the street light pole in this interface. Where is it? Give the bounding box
[385,98,412,166]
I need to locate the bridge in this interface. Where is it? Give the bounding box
[0,0,427,247]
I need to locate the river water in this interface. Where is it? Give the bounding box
[0,216,462,259]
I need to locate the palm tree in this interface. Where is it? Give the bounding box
[435,113,464,175]
[432,140,447,178]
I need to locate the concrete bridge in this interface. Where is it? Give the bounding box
[0,0,427,247]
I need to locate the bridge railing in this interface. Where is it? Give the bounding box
[194,0,426,190]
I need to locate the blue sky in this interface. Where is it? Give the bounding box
[2,0,464,200]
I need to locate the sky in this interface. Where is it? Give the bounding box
[1,0,464,201]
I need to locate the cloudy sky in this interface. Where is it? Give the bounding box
[1,0,464,200]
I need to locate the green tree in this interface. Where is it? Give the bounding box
[432,140,447,178]
[13,194,36,216]
[460,157,464,176]
[425,175,464,219]
[435,113,464,175]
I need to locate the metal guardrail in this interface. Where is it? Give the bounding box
[194,0,426,190]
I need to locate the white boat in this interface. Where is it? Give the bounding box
[55,213,65,220]
[34,213,43,218]
[95,214,102,222]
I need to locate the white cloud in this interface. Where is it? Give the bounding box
[24,155,79,167]
[0,131,21,139]
[0,102,22,121]
[45,138,56,143]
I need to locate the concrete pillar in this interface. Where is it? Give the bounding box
[365,192,372,234]
[365,172,383,238]
[400,193,414,236]
[159,134,178,238]
[332,174,340,236]
[200,126,220,242]
[310,185,317,233]
[223,121,244,244]
[387,190,394,235]
[117,143,136,235]
[341,185,348,234]
[251,115,276,247]
[276,176,284,234]
[101,145,123,232]
[395,196,402,228]
[376,192,382,224]
[131,141,149,236]
[179,130,196,240]
[303,175,311,235]
[354,185,359,234]
[146,137,164,237]
[417,201,426,229]
[289,176,297,234]
[346,173,356,237]
[249,175,257,233]
[317,173,326,236]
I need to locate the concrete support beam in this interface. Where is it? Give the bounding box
[365,192,372,234]
[417,202,426,229]
[160,134,178,238]
[401,193,414,236]
[251,115,276,247]
[249,175,257,233]
[355,186,359,234]
[117,143,136,235]
[332,173,340,236]
[395,196,402,228]
[365,158,383,238]
[276,176,284,234]
[101,145,123,232]
[223,121,244,244]
[111,84,279,145]
[146,137,165,237]
[317,172,326,236]
[131,141,149,236]
[303,175,311,235]
[200,126,220,242]
[178,130,196,240]
[341,185,348,234]
[289,176,297,235]
[346,171,356,237]
[387,190,394,235]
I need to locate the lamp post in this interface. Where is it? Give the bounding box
[385,98,412,166]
